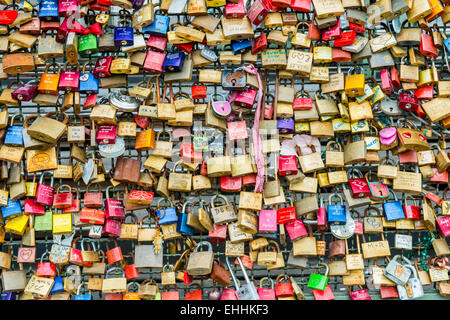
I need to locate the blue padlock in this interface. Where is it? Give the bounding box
[5,114,24,146]
[231,39,252,54]
[162,52,185,72]
[1,199,22,220]
[114,25,134,47]
[0,292,16,300]
[73,283,93,300]
[50,276,64,294]
[327,193,347,225]
[38,0,59,21]
[142,12,170,36]
[155,198,178,225]
[383,189,405,222]
[79,63,99,94]
[176,201,194,236]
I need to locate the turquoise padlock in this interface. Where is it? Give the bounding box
[307,262,329,291]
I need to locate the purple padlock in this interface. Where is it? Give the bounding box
[162,52,185,72]
[132,0,145,9]
[277,118,295,134]
[11,80,39,102]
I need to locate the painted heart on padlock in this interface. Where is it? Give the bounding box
[212,101,232,118]
[18,248,35,262]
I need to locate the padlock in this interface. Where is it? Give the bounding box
[247,0,268,26]
[345,66,365,97]
[210,94,231,118]
[403,196,421,220]
[58,63,80,92]
[177,201,194,236]
[35,171,55,206]
[93,56,113,78]
[5,114,24,146]
[307,262,329,291]
[277,198,296,224]
[383,189,406,221]
[252,30,268,55]
[278,155,298,176]
[327,193,347,225]
[225,257,259,300]
[347,168,370,198]
[398,89,419,111]
[156,198,178,225]
[142,11,170,36]
[397,264,424,300]
[162,52,185,72]
[79,63,99,94]
[52,184,73,209]
[384,255,413,286]
[104,186,125,220]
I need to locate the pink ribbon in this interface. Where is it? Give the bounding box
[244,64,264,193]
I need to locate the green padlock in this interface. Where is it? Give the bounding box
[307,262,329,291]
[34,210,53,232]
[78,34,98,56]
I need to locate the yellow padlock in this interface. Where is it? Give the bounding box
[368,78,386,105]
[417,64,434,87]
[345,66,365,97]
[313,40,332,63]
[110,54,131,74]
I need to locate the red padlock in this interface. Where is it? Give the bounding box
[84,183,104,208]
[90,1,109,11]
[278,155,298,176]
[380,69,394,95]
[275,274,293,298]
[349,22,365,34]
[58,0,79,17]
[285,219,308,241]
[124,252,139,280]
[322,20,341,41]
[52,184,74,209]
[200,160,208,176]
[333,30,356,47]
[180,142,202,163]
[403,196,421,220]
[147,35,167,52]
[234,88,257,108]
[24,199,46,215]
[235,255,253,269]
[415,85,434,100]
[242,173,256,186]
[251,32,268,55]
[58,64,80,92]
[220,176,242,192]
[332,48,352,62]
[96,124,117,145]
[257,278,276,300]
[106,239,123,264]
[69,237,92,267]
[277,200,296,224]
[35,172,55,207]
[437,216,450,237]
[36,251,57,277]
[93,56,113,78]
[143,50,166,73]
[80,208,106,225]
[246,0,268,26]
[264,93,274,119]
[191,82,207,100]
[272,0,290,8]
[63,187,81,214]
[105,186,125,220]
[398,90,419,111]
[103,219,122,238]
[173,42,194,53]
[308,22,321,40]
[208,224,227,244]
[420,31,438,58]
[347,169,370,198]
[391,67,401,88]
[290,0,311,12]
[293,90,313,110]
[415,105,428,119]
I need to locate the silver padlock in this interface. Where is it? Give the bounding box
[394,231,413,250]
[225,256,259,300]
[89,225,103,239]
[200,47,218,62]
[384,255,412,286]
[380,95,403,116]
[397,264,424,300]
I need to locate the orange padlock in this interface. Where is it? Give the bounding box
[38,63,61,95]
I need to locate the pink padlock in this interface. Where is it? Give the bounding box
[264,93,274,119]
[225,0,246,18]
[58,0,79,17]
[285,219,308,241]
[227,120,248,141]
[398,150,418,164]
[322,19,341,41]
[220,288,238,300]
[143,50,166,73]
[35,172,55,206]
[24,199,46,216]
[234,88,257,108]
[103,218,122,237]
[246,0,268,26]
[58,64,80,92]
[380,69,394,95]
[258,209,277,233]
[258,278,276,300]
[96,125,117,145]
[317,197,328,231]
[147,35,167,52]
[437,216,450,237]
[348,288,372,300]
[105,186,125,220]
